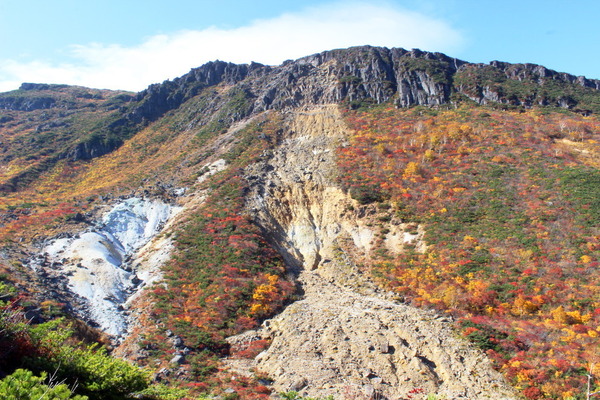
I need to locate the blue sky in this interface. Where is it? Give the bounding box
[1,0,599,92]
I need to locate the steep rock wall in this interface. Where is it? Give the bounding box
[128,45,600,132]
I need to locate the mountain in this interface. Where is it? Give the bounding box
[1,46,600,400]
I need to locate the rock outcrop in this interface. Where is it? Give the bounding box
[30,198,180,340]
[0,95,57,111]
[126,45,600,129]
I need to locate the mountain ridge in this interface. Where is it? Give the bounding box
[2,45,600,400]
[3,45,599,167]
[127,45,600,124]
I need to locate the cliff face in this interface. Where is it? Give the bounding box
[127,45,600,124]
[121,46,463,119]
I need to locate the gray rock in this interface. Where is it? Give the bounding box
[289,377,307,391]
[171,335,184,347]
[363,384,375,399]
[169,354,185,365]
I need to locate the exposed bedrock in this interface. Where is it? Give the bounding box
[234,105,517,399]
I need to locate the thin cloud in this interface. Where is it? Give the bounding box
[0,2,464,92]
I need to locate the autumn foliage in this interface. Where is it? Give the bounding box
[337,105,600,399]
[146,114,295,391]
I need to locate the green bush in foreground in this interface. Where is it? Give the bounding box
[0,368,87,400]
[1,299,189,400]
[26,319,149,400]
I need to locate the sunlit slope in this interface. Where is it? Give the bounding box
[337,105,600,399]
[0,84,136,191]
[2,46,600,399]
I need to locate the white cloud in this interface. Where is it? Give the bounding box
[0,2,464,92]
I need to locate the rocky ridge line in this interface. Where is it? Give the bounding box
[7,46,599,166]
[127,46,600,127]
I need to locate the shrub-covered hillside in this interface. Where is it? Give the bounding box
[2,46,600,399]
[337,105,600,399]
[0,278,193,400]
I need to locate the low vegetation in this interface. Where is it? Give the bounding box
[138,113,295,398]
[337,104,600,399]
[0,279,189,400]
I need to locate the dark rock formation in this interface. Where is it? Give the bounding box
[66,136,122,160]
[126,61,265,124]
[129,45,599,122]
[4,45,600,166]
[19,83,70,91]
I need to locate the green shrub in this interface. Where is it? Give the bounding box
[460,320,507,352]
[349,184,389,204]
[134,384,192,400]
[559,167,600,227]
[0,368,87,400]
[27,320,149,400]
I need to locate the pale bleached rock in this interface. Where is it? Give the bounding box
[34,197,180,340]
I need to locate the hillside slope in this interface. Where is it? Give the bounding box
[1,46,600,399]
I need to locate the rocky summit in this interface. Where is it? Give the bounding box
[1,46,600,400]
